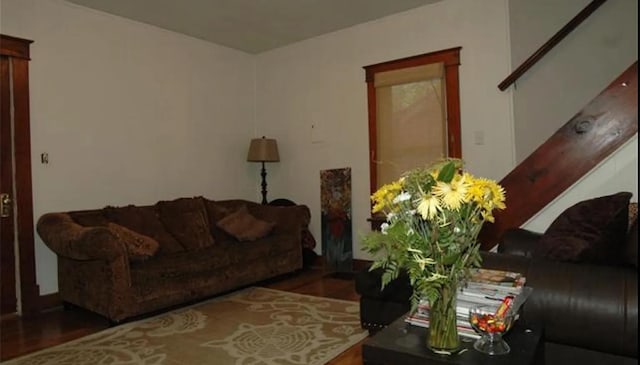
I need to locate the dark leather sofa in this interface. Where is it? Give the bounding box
[482,230,637,364]
[356,193,638,365]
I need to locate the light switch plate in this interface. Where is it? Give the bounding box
[311,123,324,143]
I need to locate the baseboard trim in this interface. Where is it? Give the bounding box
[39,292,62,311]
[353,259,373,271]
[314,256,372,272]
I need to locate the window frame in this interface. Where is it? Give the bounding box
[363,47,462,198]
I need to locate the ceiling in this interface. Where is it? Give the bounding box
[66,0,441,54]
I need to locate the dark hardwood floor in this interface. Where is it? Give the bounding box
[0,266,367,364]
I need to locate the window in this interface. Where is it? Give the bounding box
[364,47,462,202]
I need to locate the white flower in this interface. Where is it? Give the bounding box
[380,223,389,234]
[393,191,411,203]
[417,194,441,220]
[425,273,448,282]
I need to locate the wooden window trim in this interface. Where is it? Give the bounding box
[363,47,462,201]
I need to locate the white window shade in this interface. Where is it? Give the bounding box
[374,63,447,187]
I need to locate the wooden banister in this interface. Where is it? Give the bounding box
[498,0,608,91]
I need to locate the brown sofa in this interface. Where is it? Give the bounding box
[36,197,311,323]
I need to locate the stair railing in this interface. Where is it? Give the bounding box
[498,0,608,91]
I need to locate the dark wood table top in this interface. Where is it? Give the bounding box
[362,315,544,365]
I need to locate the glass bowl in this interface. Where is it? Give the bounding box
[468,304,516,355]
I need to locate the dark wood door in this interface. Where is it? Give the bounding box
[0,55,17,315]
[0,34,39,317]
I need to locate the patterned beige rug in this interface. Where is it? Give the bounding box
[5,287,367,365]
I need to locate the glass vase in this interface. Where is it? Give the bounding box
[427,282,461,355]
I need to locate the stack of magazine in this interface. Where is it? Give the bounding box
[405,268,530,339]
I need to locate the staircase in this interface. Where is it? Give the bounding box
[479,61,638,250]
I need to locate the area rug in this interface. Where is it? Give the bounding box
[5,287,368,365]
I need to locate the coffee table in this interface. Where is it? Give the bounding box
[362,314,544,365]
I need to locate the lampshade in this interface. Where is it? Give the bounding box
[247,137,280,162]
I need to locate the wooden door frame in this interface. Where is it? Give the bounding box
[363,47,462,228]
[1,51,17,315]
[1,34,39,316]
[363,47,462,195]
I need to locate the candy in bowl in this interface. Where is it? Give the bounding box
[468,303,517,355]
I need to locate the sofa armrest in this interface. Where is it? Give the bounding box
[526,258,636,357]
[36,213,127,261]
[481,251,637,358]
[498,228,543,258]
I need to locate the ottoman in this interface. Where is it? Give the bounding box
[355,266,412,332]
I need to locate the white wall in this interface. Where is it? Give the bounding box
[255,0,515,260]
[1,0,257,294]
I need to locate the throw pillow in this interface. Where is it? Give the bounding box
[216,205,276,242]
[628,202,638,230]
[103,205,184,255]
[535,192,632,264]
[203,199,245,242]
[107,222,160,262]
[156,197,215,250]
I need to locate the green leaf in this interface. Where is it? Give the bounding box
[441,250,461,265]
[369,261,383,271]
[436,161,456,183]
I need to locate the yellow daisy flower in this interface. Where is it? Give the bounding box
[417,193,441,220]
[432,174,470,210]
[371,180,403,213]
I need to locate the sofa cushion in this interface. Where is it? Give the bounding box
[203,199,235,242]
[69,210,110,227]
[216,205,275,242]
[107,222,159,261]
[535,192,632,264]
[156,197,215,250]
[104,205,184,255]
[205,201,233,221]
[621,218,638,267]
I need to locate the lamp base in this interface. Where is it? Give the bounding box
[260,162,268,204]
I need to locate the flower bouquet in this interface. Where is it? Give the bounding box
[362,158,506,354]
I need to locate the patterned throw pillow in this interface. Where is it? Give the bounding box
[216,205,275,242]
[103,205,184,255]
[107,222,160,262]
[535,192,632,264]
[628,202,638,230]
